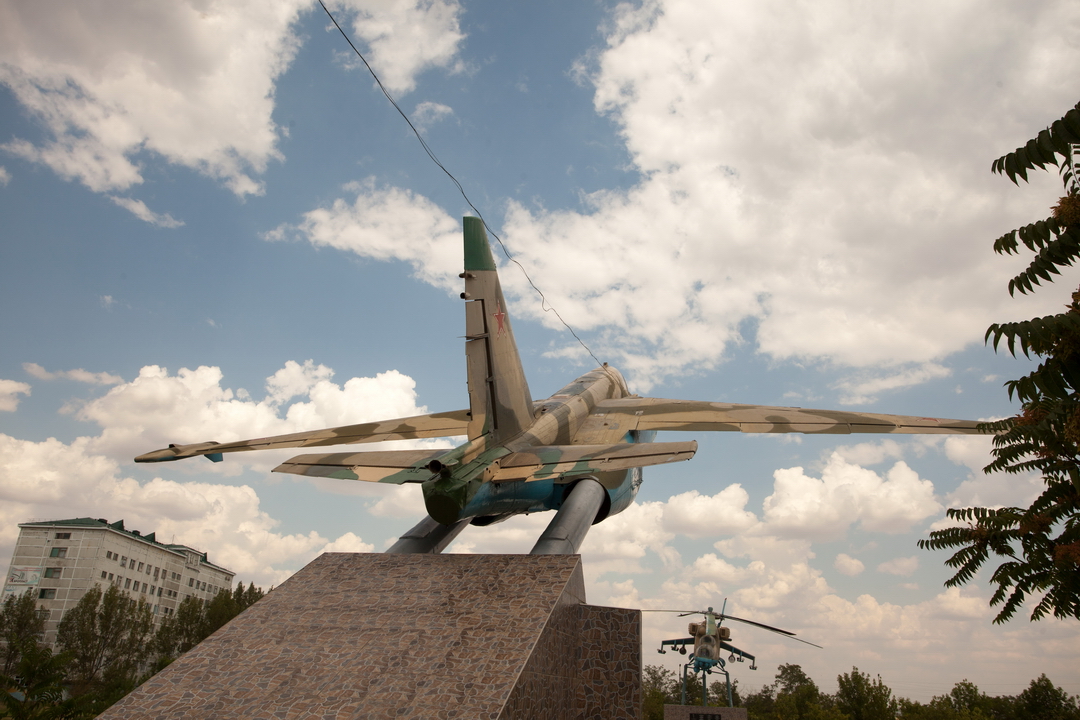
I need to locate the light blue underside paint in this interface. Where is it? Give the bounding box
[458,429,656,521]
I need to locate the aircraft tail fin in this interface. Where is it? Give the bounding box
[462,217,533,443]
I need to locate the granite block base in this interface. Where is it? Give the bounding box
[98,553,641,719]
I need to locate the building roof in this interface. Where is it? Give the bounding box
[19,517,233,575]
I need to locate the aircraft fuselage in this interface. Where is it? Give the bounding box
[423,365,651,526]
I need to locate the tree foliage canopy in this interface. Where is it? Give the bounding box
[0,589,47,675]
[0,579,267,718]
[55,584,154,691]
[919,101,1080,623]
[641,664,1077,720]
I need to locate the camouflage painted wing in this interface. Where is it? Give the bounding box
[273,449,447,483]
[134,409,471,463]
[490,441,697,482]
[273,441,697,484]
[592,398,983,435]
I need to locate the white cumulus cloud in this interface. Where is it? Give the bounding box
[23,362,123,386]
[280,0,1078,390]
[0,379,31,412]
[279,180,462,292]
[661,486,758,537]
[0,360,439,586]
[109,196,184,228]
[834,553,866,576]
[761,454,941,541]
[878,556,920,576]
[0,0,467,196]
[329,0,465,95]
[0,0,309,196]
[73,362,430,473]
[412,100,454,131]
[0,433,333,586]
[834,364,953,405]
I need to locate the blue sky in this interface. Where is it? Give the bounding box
[2,0,1079,701]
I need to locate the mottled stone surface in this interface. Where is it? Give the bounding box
[663,706,748,720]
[577,604,640,719]
[98,553,640,720]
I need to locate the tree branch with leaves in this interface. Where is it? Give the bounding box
[919,101,1080,623]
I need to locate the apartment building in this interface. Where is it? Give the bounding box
[2,517,234,647]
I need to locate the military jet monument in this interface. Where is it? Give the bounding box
[137,217,983,554]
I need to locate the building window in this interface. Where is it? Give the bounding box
[44,568,61,578]
[158,587,163,597]
[101,571,108,579]
[38,589,56,599]
[49,547,67,558]
[124,578,131,589]
[120,556,127,567]
[54,532,70,539]
[153,567,160,580]
[188,578,194,587]
[141,583,148,593]
[137,562,143,571]
[108,573,114,581]
[106,551,113,560]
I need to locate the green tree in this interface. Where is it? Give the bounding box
[776,664,818,696]
[151,583,266,668]
[743,681,776,720]
[919,100,1080,622]
[236,581,266,612]
[835,667,897,720]
[642,664,678,720]
[55,585,153,692]
[709,677,743,707]
[1013,674,1080,720]
[897,679,999,720]
[0,590,47,675]
[170,596,209,655]
[942,680,989,716]
[0,640,81,720]
[774,664,847,720]
[204,589,239,636]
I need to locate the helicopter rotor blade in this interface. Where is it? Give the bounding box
[720,613,796,635]
[718,614,822,647]
[639,609,823,649]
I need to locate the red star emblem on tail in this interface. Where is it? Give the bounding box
[492,299,507,338]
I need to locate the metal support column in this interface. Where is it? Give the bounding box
[385,515,470,554]
[529,478,606,555]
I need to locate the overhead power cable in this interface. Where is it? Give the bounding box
[317,0,608,371]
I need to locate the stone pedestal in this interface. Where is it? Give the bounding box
[98,553,640,719]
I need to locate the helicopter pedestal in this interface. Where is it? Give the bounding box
[97,553,640,719]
